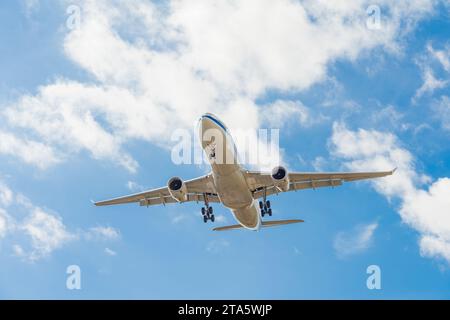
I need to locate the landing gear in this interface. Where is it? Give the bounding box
[201,194,215,223]
[260,188,273,217]
[260,203,272,217]
[209,144,216,160]
[201,205,214,222]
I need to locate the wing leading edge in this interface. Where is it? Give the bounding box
[94,174,219,207]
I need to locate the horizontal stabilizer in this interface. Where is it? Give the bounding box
[213,219,304,231]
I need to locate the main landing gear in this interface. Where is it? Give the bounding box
[259,200,272,217]
[259,188,272,217]
[201,194,215,223]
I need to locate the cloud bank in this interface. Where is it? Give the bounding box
[1,0,438,171]
[0,180,120,262]
[331,123,450,264]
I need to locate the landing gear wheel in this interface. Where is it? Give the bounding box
[261,210,265,217]
[268,209,272,216]
[266,200,271,209]
[201,193,216,224]
[259,201,264,209]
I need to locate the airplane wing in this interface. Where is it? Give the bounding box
[94,174,219,207]
[246,169,396,199]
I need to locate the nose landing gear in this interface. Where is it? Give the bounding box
[259,188,272,217]
[201,194,215,223]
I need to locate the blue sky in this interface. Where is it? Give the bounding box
[1,0,450,299]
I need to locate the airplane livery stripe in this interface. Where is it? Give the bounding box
[202,115,227,133]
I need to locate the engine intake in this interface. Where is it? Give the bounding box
[167,177,188,202]
[271,166,290,191]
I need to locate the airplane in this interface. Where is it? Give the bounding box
[94,113,395,231]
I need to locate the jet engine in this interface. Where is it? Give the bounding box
[271,166,290,192]
[167,177,188,202]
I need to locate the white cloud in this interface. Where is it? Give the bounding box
[428,43,450,72]
[85,226,120,241]
[0,131,61,169]
[20,208,75,261]
[3,84,139,173]
[334,222,378,258]
[23,0,39,16]
[330,123,423,199]
[0,182,13,207]
[104,247,117,256]
[214,214,228,223]
[262,100,313,128]
[0,209,10,239]
[171,213,187,224]
[312,156,328,171]
[206,239,230,253]
[0,179,121,262]
[2,0,438,171]
[12,244,25,257]
[170,0,433,95]
[414,67,447,100]
[413,42,450,101]
[371,105,406,130]
[420,235,450,263]
[433,95,450,131]
[330,123,450,264]
[126,181,144,192]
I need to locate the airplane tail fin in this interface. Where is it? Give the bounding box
[213,219,304,231]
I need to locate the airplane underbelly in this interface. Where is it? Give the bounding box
[232,201,260,230]
[213,168,253,209]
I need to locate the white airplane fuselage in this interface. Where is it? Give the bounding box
[198,114,261,230]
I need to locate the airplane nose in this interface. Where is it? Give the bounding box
[198,114,210,129]
[199,115,221,134]
[198,114,224,149]
[197,116,208,146]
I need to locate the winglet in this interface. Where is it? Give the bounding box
[391,167,398,174]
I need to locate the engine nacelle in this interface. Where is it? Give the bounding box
[167,177,188,202]
[271,166,290,192]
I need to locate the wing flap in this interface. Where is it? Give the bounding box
[290,179,343,191]
[247,169,395,199]
[252,179,344,198]
[138,193,220,206]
